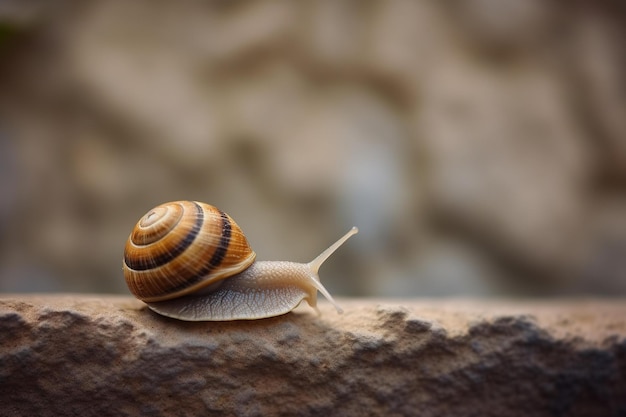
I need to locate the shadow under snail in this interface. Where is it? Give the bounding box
[122,200,358,321]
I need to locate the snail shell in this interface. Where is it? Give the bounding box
[122,201,358,321]
[123,201,256,302]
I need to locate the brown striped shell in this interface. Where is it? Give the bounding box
[123,201,256,302]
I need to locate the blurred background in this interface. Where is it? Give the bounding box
[0,0,624,298]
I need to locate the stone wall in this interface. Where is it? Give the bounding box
[1,296,625,416]
[0,1,625,298]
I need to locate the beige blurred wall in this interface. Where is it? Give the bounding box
[0,0,625,297]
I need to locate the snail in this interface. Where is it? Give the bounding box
[122,200,358,321]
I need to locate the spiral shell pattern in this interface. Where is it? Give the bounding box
[123,201,256,302]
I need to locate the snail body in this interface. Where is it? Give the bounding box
[123,201,358,321]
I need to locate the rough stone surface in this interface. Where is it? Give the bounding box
[1,296,625,417]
